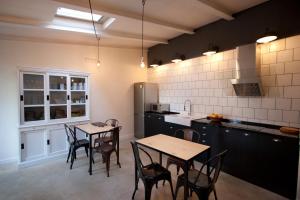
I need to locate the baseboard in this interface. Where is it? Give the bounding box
[0,157,18,165]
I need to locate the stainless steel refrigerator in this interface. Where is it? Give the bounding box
[134,82,158,138]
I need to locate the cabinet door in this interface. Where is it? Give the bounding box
[48,127,67,156]
[259,134,298,199]
[70,76,88,118]
[21,129,47,162]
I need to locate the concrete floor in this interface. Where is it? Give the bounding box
[0,137,293,200]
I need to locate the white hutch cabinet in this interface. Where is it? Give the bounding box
[19,68,90,166]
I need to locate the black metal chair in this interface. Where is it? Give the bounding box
[94,119,119,147]
[174,150,228,200]
[94,126,121,177]
[166,129,201,174]
[130,141,175,200]
[64,124,90,169]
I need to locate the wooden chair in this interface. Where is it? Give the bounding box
[174,150,228,200]
[94,126,121,177]
[94,119,119,147]
[166,129,201,174]
[130,141,175,200]
[64,124,90,169]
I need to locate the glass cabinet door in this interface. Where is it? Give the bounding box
[70,77,87,118]
[22,73,45,122]
[49,75,67,120]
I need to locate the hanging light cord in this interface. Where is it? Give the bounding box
[88,0,100,65]
[141,0,146,59]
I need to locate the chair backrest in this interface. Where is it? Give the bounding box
[174,128,201,143]
[195,149,228,187]
[105,119,119,127]
[64,124,76,144]
[130,141,145,178]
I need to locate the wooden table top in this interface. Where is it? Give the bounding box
[136,134,210,161]
[75,123,114,135]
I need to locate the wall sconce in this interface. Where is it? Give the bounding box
[171,54,185,63]
[203,43,218,56]
[256,28,277,44]
[150,59,162,68]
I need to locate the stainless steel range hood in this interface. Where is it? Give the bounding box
[231,43,263,96]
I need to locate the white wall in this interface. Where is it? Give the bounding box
[0,39,147,163]
[148,35,300,128]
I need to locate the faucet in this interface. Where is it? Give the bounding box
[184,99,192,116]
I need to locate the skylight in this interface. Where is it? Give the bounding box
[56,7,102,22]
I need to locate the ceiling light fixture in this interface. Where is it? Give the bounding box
[57,7,102,22]
[150,59,162,68]
[171,54,185,63]
[256,28,277,44]
[88,0,101,67]
[140,0,146,68]
[203,43,218,56]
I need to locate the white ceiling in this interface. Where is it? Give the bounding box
[0,0,268,48]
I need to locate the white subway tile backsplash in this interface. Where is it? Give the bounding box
[286,35,300,49]
[268,110,283,121]
[277,49,293,62]
[262,98,276,109]
[255,109,268,120]
[285,61,300,73]
[277,74,292,86]
[283,110,299,123]
[149,35,300,127]
[292,74,300,85]
[292,99,300,111]
[294,48,300,60]
[276,98,291,110]
[262,52,277,64]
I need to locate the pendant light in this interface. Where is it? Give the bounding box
[140,0,146,68]
[256,28,277,44]
[203,43,218,56]
[88,0,101,66]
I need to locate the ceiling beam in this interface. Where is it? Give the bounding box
[195,0,234,20]
[0,15,168,44]
[52,0,194,34]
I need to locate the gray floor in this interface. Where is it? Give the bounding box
[0,137,293,200]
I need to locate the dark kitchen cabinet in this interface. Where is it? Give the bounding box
[144,113,165,137]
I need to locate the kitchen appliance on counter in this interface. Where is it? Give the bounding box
[150,103,170,113]
[134,82,158,138]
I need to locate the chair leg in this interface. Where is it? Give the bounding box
[66,146,72,163]
[116,150,121,168]
[174,177,184,200]
[144,182,154,200]
[106,152,112,177]
[74,151,77,159]
[213,187,218,200]
[70,150,75,169]
[85,146,89,157]
[132,177,139,200]
[163,160,171,186]
[167,177,175,200]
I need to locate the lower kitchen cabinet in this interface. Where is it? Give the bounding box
[48,127,68,156]
[144,113,165,137]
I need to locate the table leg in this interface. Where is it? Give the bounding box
[184,161,189,200]
[89,134,92,175]
[117,130,120,167]
[159,152,162,165]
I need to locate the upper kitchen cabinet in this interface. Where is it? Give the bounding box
[19,70,89,126]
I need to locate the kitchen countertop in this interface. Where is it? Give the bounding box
[193,118,299,139]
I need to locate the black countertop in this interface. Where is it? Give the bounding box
[193,118,299,139]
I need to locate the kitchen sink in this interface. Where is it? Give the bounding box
[164,113,205,126]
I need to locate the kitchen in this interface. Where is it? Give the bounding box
[0,0,300,200]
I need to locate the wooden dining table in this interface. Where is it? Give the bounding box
[136,134,210,200]
[74,123,120,175]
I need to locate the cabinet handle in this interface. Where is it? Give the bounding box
[202,133,207,136]
[244,133,249,136]
[158,117,162,120]
[170,126,173,129]
[47,139,50,145]
[86,95,88,100]
[202,126,207,130]
[225,129,230,133]
[148,116,151,118]
[202,140,206,143]
[67,95,70,100]
[21,143,24,150]
[47,95,49,101]
[273,138,281,143]
[20,95,24,101]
